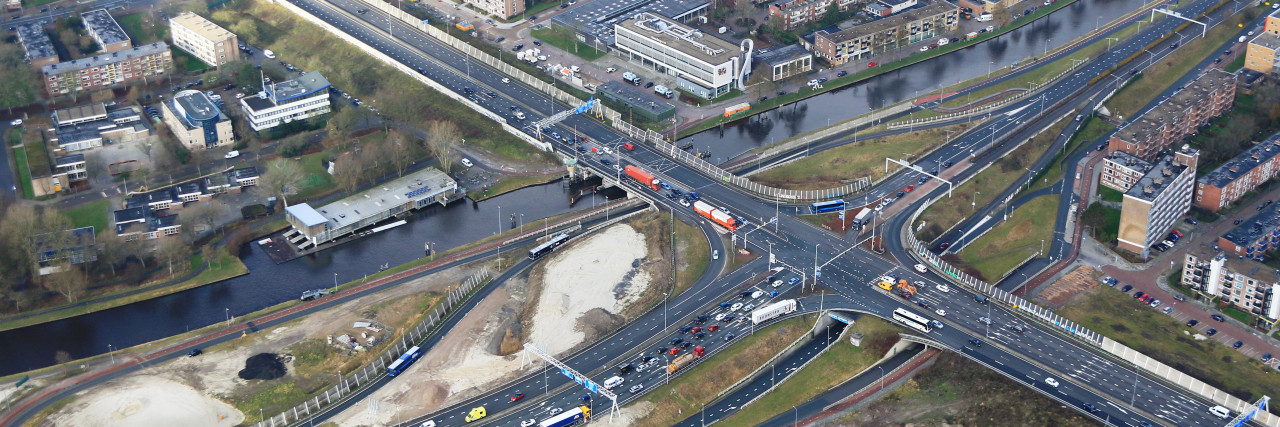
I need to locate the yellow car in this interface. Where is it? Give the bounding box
[465,406,486,422]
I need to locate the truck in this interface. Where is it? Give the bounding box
[976,13,992,22]
[654,85,674,99]
[751,299,797,324]
[624,165,660,190]
[539,406,591,427]
[897,280,917,297]
[693,201,738,231]
[851,208,872,227]
[622,72,642,85]
[966,31,979,40]
[724,102,750,117]
[667,353,696,373]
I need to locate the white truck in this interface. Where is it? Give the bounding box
[751,299,797,325]
[851,208,872,227]
[654,85,674,98]
[976,13,993,22]
[622,71,642,85]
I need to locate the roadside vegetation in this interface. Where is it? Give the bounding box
[954,195,1059,281]
[0,43,39,113]
[1058,286,1280,402]
[627,315,814,427]
[1026,114,1116,193]
[750,123,971,190]
[717,317,902,426]
[1081,202,1123,244]
[531,26,607,61]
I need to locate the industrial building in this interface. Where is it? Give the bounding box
[41,42,173,96]
[1182,245,1280,327]
[161,90,234,151]
[614,13,747,99]
[550,0,708,48]
[241,71,333,131]
[284,168,459,248]
[169,12,240,67]
[1117,147,1199,258]
[808,0,959,64]
[754,44,814,81]
[81,9,132,53]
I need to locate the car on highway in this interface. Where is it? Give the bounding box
[521,419,536,427]
[1044,377,1059,387]
[742,304,755,312]
[548,407,563,416]
[715,313,727,321]
[978,317,992,325]
[1206,328,1218,336]
[730,302,743,311]
[916,299,931,309]
[669,347,680,355]
[723,315,737,322]
[1211,314,1226,322]
[788,277,800,285]
[629,384,644,393]
[914,264,928,273]
[772,280,784,288]
[694,332,705,340]
[898,290,912,299]
[918,176,928,184]
[725,333,736,341]
[708,325,719,332]
[1083,403,1098,412]
[935,284,950,293]
[509,393,525,402]
[655,347,668,354]
[969,338,983,347]
[935,309,947,317]
[1186,319,1198,327]
[187,348,203,357]
[937,242,950,250]
[905,185,914,192]
[896,191,905,198]
[670,338,683,345]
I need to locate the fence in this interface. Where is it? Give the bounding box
[259,269,490,427]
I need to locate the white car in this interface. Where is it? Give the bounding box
[460,158,474,168]
[935,309,947,317]
[603,147,612,154]
[920,45,930,52]
[263,49,276,59]
[935,284,950,293]
[606,67,618,72]
[751,290,764,299]
[730,302,743,311]
[235,93,246,99]
[742,304,754,312]
[1044,377,1059,387]
[520,420,535,427]
[979,317,992,325]
[502,77,511,83]
[548,407,563,416]
[679,198,691,207]
[629,384,644,393]
[224,150,240,159]
[914,264,928,273]
[715,313,727,321]
[422,421,437,427]
[9,119,22,126]
[771,280,783,288]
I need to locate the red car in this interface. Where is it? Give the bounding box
[868,61,877,67]
[691,326,702,334]
[905,185,915,192]
[708,324,720,332]
[622,142,635,151]
[938,242,951,250]
[669,347,680,355]
[898,290,912,299]
[510,393,525,402]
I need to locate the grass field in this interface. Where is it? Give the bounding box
[12,146,33,199]
[1103,8,1254,119]
[750,123,971,190]
[171,47,210,73]
[1058,287,1280,402]
[7,128,19,146]
[673,217,710,295]
[718,317,902,426]
[628,315,814,427]
[24,141,51,177]
[117,13,170,45]
[1099,185,1125,202]
[530,26,606,61]
[956,195,1059,281]
[467,172,561,201]
[63,199,111,234]
[1082,202,1122,244]
[916,116,1071,243]
[294,152,336,201]
[1027,116,1116,193]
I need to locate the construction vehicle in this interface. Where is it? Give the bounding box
[897,280,917,297]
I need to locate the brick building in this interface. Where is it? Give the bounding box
[1107,69,1236,161]
[1182,245,1280,326]
[41,42,173,96]
[1117,148,1199,257]
[16,23,59,67]
[1220,206,1280,260]
[1195,132,1280,212]
[768,0,861,31]
[809,0,959,65]
[81,9,132,53]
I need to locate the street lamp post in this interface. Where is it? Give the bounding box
[225,308,230,326]
[108,344,115,364]
[972,191,980,212]
[497,205,502,235]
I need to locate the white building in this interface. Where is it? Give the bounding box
[241,71,332,132]
[169,12,239,67]
[1182,245,1280,326]
[613,13,747,99]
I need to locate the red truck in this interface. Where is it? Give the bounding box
[625,165,659,191]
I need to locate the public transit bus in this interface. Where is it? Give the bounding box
[387,346,423,377]
[528,233,571,260]
[810,200,846,214]
[892,308,932,333]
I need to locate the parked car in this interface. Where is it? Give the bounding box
[224,150,240,159]
[1206,328,1218,336]
[1211,314,1226,322]
[1186,319,1199,327]
[1234,341,1244,349]
[1121,285,1133,292]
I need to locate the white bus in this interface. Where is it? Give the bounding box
[892,308,932,333]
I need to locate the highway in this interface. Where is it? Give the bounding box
[275,0,1254,424]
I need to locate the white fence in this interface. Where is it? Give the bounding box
[258,269,490,427]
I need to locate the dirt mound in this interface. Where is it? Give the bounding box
[238,353,287,380]
[577,308,624,342]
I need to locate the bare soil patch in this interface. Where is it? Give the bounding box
[1034,266,1099,309]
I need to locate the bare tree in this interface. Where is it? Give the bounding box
[0,205,42,285]
[388,130,414,177]
[154,236,191,277]
[333,151,364,194]
[259,159,305,207]
[425,120,461,174]
[41,263,88,303]
[183,202,226,238]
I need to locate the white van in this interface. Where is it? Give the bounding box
[976,13,993,22]
[460,158,474,168]
[604,376,624,389]
[1209,405,1231,419]
[263,49,276,59]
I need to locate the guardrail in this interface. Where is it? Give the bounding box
[887,58,1088,130]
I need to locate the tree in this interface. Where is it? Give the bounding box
[41,263,88,303]
[181,202,226,241]
[333,151,365,194]
[95,231,134,276]
[155,236,191,277]
[733,0,754,27]
[388,130,414,177]
[0,204,42,286]
[259,159,305,207]
[990,3,1011,26]
[425,120,461,174]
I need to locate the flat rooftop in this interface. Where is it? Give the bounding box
[81,8,130,46]
[1124,153,1188,203]
[617,13,739,66]
[1252,32,1280,51]
[55,153,85,167]
[1186,244,1280,281]
[552,0,709,45]
[817,0,955,43]
[1114,69,1235,143]
[16,23,56,61]
[54,103,108,125]
[312,168,456,230]
[265,71,331,104]
[42,42,170,76]
[1104,150,1153,172]
[170,12,235,42]
[1200,131,1280,188]
[169,89,224,130]
[1224,205,1280,247]
[754,44,812,67]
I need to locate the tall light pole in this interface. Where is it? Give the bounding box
[813,244,820,289]
[332,273,338,293]
[497,205,502,235]
[225,308,230,326]
[663,292,670,330]
[793,406,799,426]
[107,344,115,364]
[972,191,980,211]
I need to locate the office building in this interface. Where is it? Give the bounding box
[614,13,746,99]
[81,9,132,53]
[17,23,59,67]
[809,0,959,65]
[114,207,180,240]
[169,12,239,67]
[1117,149,1199,257]
[754,44,814,81]
[551,0,708,47]
[48,102,150,152]
[1108,69,1236,161]
[1196,132,1280,212]
[285,168,459,248]
[1182,245,1280,326]
[241,71,333,131]
[768,0,861,30]
[41,42,173,96]
[161,90,234,151]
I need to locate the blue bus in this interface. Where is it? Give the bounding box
[387,346,423,377]
[810,200,845,214]
[529,233,572,259]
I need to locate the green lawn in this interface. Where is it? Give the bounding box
[467,172,560,201]
[1082,202,1122,244]
[24,141,51,177]
[530,26,607,61]
[63,199,111,234]
[1224,53,1246,73]
[1058,287,1280,402]
[172,48,210,73]
[956,195,1059,281]
[673,216,710,295]
[719,317,902,426]
[1099,185,1124,202]
[294,152,335,201]
[7,128,19,146]
[751,123,971,190]
[117,12,170,45]
[12,147,34,199]
[1027,115,1116,193]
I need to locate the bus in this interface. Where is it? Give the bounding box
[387,346,423,377]
[892,308,932,333]
[528,233,572,260]
[810,200,846,214]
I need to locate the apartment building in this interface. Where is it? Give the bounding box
[1182,245,1280,326]
[1196,132,1280,212]
[754,44,814,81]
[1117,148,1199,257]
[41,42,173,96]
[464,0,525,19]
[169,12,239,67]
[161,90,234,151]
[1099,150,1151,193]
[614,13,744,99]
[809,0,959,65]
[768,0,860,30]
[1245,32,1280,75]
[81,9,132,53]
[1108,69,1236,161]
[17,23,59,67]
[241,71,332,131]
[1220,205,1280,260]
